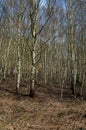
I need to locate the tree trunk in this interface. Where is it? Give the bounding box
[16,44,21,93]
[44,49,47,85]
[29,0,38,97]
[29,45,36,97]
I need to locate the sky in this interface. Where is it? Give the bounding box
[40,0,66,11]
[0,0,5,17]
[0,0,66,20]
[40,0,47,6]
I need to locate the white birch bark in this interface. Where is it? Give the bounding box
[29,0,38,97]
[44,49,47,85]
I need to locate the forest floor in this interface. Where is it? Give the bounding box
[0,77,86,130]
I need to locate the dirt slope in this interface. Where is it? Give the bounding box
[0,79,86,130]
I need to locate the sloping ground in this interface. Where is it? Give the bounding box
[0,79,86,130]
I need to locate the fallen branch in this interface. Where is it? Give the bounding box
[27,124,59,129]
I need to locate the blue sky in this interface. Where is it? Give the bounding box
[40,0,66,11]
[0,0,5,17]
[0,0,66,18]
[40,0,47,8]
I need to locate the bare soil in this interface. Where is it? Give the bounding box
[0,77,86,130]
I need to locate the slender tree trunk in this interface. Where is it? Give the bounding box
[68,0,77,96]
[29,44,36,97]
[16,44,21,93]
[16,1,22,93]
[3,39,11,79]
[44,49,47,85]
[29,0,38,97]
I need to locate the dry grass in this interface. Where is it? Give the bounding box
[0,78,86,130]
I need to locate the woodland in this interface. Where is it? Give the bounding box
[0,0,86,130]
